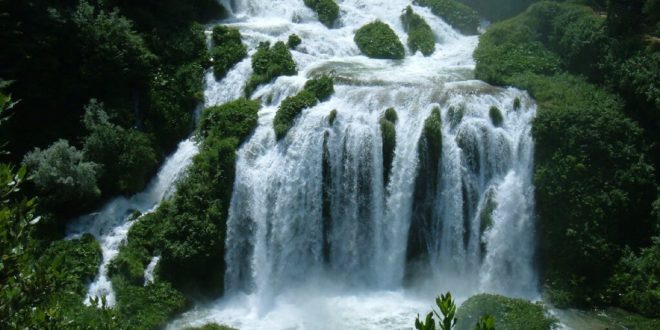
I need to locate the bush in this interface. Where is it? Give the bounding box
[246,41,297,96]
[354,21,405,60]
[304,75,335,101]
[199,99,261,143]
[607,237,660,317]
[113,277,187,330]
[211,25,247,79]
[273,76,335,140]
[413,0,480,35]
[274,91,318,140]
[304,0,340,27]
[457,0,539,22]
[83,107,158,196]
[287,34,302,48]
[489,106,503,127]
[456,294,558,330]
[401,6,436,56]
[23,139,101,211]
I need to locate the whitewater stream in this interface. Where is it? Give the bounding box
[70,0,540,328]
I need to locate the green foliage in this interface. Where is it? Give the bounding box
[274,91,318,140]
[273,76,335,140]
[401,6,436,56]
[475,315,495,330]
[457,0,540,21]
[211,25,247,80]
[447,105,465,129]
[23,139,101,212]
[304,75,335,101]
[380,108,398,186]
[303,0,340,27]
[415,292,458,330]
[424,107,443,166]
[488,106,503,127]
[246,41,298,96]
[456,294,557,330]
[154,99,260,296]
[607,237,660,317]
[200,99,261,143]
[82,102,158,196]
[185,323,237,330]
[288,34,302,48]
[513,97,521,110]
[113,277,187,330]
[413,0,480,35]
[354,21,406,60]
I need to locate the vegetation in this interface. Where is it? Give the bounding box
[303,0,339,28]
[415,292,496,330]
[288,34,302,49]
[457,0,539,22]
[273,76,334,140]
[455,294,557,330]
[401,6,436,56]
[211,26,247,80]
[328,109,338,125]
[246,41,298,96]
[354,21,406,60]
[488,106,503,127]
[380,108,398,186]
[413,0,480,35]
[474,0,660,315]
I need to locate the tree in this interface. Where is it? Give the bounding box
[23,139,100,211]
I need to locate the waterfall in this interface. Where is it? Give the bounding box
[173,0,539,328]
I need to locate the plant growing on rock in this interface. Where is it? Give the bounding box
[354,21,406,60]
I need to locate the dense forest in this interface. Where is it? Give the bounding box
[0,0,658,329]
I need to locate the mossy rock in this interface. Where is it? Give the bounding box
[184,324,237,330]
[401,6,436,56]
[304,0,340,28]
[380,108,398,186]
[211,26,247,80]
[354,21,405,60]
[287,34,302,49]
[513,97,521,110]
[328,109,338,125]
[456,294,558,330]
[423,107,443,163]
[478,188,497,256]
[447,104,465,129]
[273,90,318,140]
[413,0,480,35]
[489,106,503,127]
[246,41,297,96]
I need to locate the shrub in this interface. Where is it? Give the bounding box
[83,122,158,196]
[413,0,480,35]
[354,21,405,60]
[489,106,503,127]
[199,99,261,143]
[304,0,340,28]
[211,25,247,79]
[273,76,335,140]
[113,277,187,330]
[287,34,302,48]
[607,237,660,317]
[273,90,318,140]
[246,41,297,96]
[401,6,436,56]
[456,294,558,330]
[23,139,101,211]
[303,75,335,101]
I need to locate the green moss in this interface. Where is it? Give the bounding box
[424,107,443,163]
[456,294,558,330]
[211,25,247,80]
[489,106,503,127]
[246,41,297,96]
[401,6,436,56]
[478,189,496,255]
[414,0,480,35]
[287,34,302,49]
[380,109,398,186]
[354,21,405,60]
[328,109,338,125]
[304,0,340,28]
[384,107,398,123]
[304,75,335,101]
[274,90,318,140]
[447,105,465,129]
[513,97,521,110]
[185,324,237,330]
[274,76,335,140]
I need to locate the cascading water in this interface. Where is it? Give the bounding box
[172,0,539,328]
